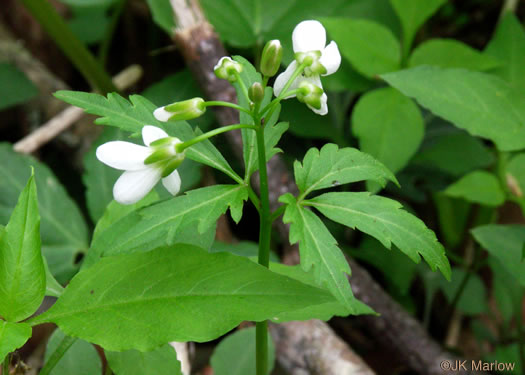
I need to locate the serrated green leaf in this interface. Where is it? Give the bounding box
[472,225,525,286]
[307,192,451,279]
[390,0,446,56]
[85,185,247,267]
[382,66,525,151]
[106,344,182,375]
[0,174,46,322]
[0,144,89,283]
[438,268,487,315]
[29,245,339,351]
[211,327,274,375]
[0,321,32,363]
[322,17,400,78]
[444,170,505,206]
[0,63,38,110]
[352,87,424,176]
[294,144,397,199]
[44,329,101,375]
[410,39,501,71]
[485,13,525,90]
[279,193,364,313]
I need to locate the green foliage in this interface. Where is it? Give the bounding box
[68,5,111,44]
[444,171,505,207]
[44,257,64,298]
[0,174,46,322]
[106,344,182,375]
[308,192,451,279]
[145,0,175,34]
[44,329,101,375]
[0,321,32,363]
[211,241,280,262]
[439,268,487,315]
[0,63,38,110]
[382,66,525,151]
[294,144,397,199]
[472,225,525,287]
[211,327,275,375]
[409,39,501,71]
[322,17,400,78]
[0,144,89,283]
[352,87,424,176]
[57,0,116,6]
[30,245,341,351]
[506,153,525,199]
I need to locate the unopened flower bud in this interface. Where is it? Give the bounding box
[214,56,243,82]
[154,98,206,122]
[248,82,264,103]
[260,40,282,77]
[297,81,324,110]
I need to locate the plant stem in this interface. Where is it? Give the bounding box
[20,0,117,94]
[39,336,77,375]
[98,0,127,67]
[177,124,258,152]
[234,72,251,104]
[203,101,253,115]
[2,353,9,375]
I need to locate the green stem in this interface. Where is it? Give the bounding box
[20,0,117,94]
[98,0,127,67]
[3,353,9,375]
[269,205,286,223]
[39,336,77,375]
[176,124,258,152]
[203,101,252,115]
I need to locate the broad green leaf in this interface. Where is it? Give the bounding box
[307,192,451,279]
[145,0,175,34]
[438,268,487,315]
[485,344,522,374]
[410,39,501,71]
[489,257,523,322]
[433,194,470,249]
[68,5,111,44]
[322,17,400,78]
[352,87,424,175]
[0,144,89,283]
[485,13,525,90]
[0,63,38,110]
[280,99,338,140]
[106,344,182,375]
[472,225,525,286]
[444,171,505,207]
[279,194,364,313]
[44,257,64,298]
[55,91,240,182]
[390,0,446,55]
[211,241,280,262]
[0,321,32,363]
[294,144,397,199]
[506,153,525,199]
[44,329,101,375]
[0,174,46,322]
[382,66,525,151]
[85,185,247,267]
[211,327,274,375]
[30,245,340,351]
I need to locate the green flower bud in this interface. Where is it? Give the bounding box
[160,154,185,177]
[214,56,243,82]
[260,40,283,77]
[297,81,324,110]
[248,82,264,103]
[294,50,326,76]
[153,98,206,122]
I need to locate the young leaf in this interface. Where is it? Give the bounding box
[409,39,501,71]
[29,245,340,351]
[0,321,32,363]
[294,143,397,199]
[279,193,365,313]
[382,66,525,151]
[444,170,505,207]
[0,144,89,283]
[321,17,401,78]
[352,87,424,175]
[106,344,182,375]
[211,327,274,375]
[85,185,248,267]
[485,13,525,90]
[307,192,451,279]
[472,225,525,287]
[389,0,446,55]
[0,174,46,322]
[44,329,101,375]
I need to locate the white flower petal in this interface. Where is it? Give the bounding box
[320,41,341,76]
[113,168,161,205]
[274,61,300,98]
[214,56,232,71]
[162,170,181,196]
[96,141,151,171]
[308,93,328,115]
[142,125,169,146]
[292,20,326,53]
[153,107,173,122]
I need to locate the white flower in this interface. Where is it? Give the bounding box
[273,20,341,115]
[96,126,183,205]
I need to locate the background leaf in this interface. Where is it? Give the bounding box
[0,321,32,363]
[145,0,175,34]
[506,153,525,199]
[0,63,38,111]
[438,267,488,315]
[106,344,182,375]
[444,170,505,206]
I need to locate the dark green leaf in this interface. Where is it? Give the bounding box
[0,63,38,110]
[444,171,505,207]
[506,153,525,199]
[0,321,32,363]
[145,0,175,34]
[106,344,182,375]
[439,268,487,315]
[68,5,110,44]
[210,241,280,262]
